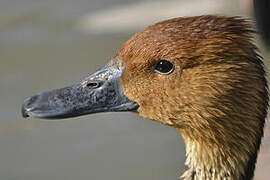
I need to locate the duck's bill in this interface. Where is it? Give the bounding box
[21,64,139,119]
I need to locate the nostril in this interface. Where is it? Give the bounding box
[86,81,103,89]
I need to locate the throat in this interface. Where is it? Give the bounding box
[180,136,261,180]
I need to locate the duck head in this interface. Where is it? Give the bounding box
[22,16,268,179]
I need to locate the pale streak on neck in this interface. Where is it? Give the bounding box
[180,137,252,180]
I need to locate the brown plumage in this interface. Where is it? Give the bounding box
[117,16,268,179]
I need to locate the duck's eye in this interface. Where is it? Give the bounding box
[153,60,174,75]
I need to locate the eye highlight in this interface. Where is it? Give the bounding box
[153,60,174,75]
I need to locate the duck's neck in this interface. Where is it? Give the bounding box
[180,133,262,180]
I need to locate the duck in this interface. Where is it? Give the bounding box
[22,15,268,180]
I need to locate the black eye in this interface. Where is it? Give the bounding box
[153,60,174,75]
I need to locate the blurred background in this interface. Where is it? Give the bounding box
[0,0,269,179]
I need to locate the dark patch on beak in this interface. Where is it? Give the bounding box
[22,64,139,119]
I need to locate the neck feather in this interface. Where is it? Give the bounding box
[180,131,263,180]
